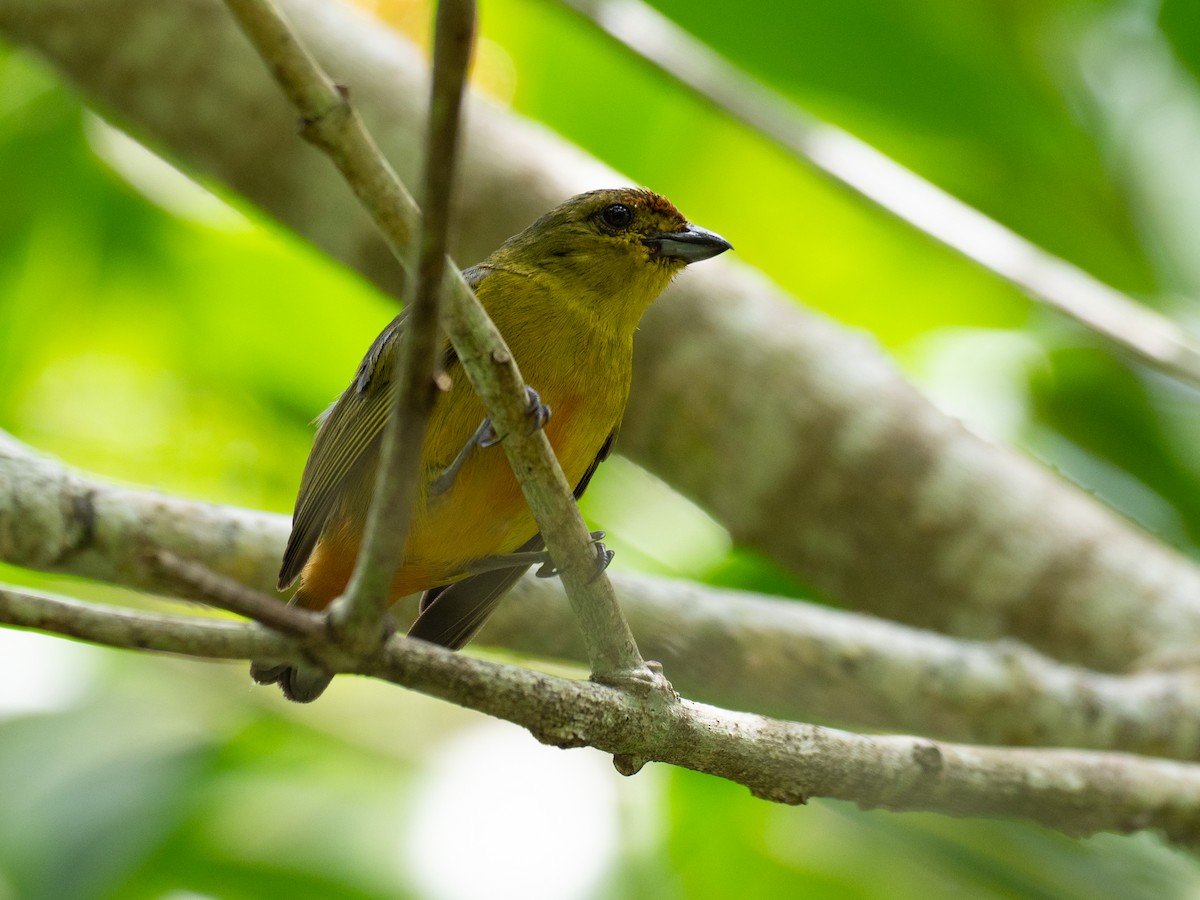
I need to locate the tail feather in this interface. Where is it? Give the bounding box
[408,535,542,650]
[249,659,333,703]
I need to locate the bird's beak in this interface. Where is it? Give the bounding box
[646,224,733,264]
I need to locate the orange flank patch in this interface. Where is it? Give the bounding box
[294,516,466,612]
[293,520,359,611]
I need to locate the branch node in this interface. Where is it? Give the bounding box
[750,784,808,806]
[299,93,351,141]
[591,663,677,702]
[530,725,590,750]
[612,753,647,776]
[327,593,395,657]
[912,741,944,775]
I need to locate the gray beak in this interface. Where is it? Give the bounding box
[647,224,733,263]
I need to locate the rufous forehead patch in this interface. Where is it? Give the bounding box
[624,189,686,228]
[635,189,681,217]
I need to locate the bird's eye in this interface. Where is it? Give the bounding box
[600,203,633,229]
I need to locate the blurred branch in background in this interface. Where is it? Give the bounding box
[6,578,1200,847]
[7,431,1200,762]
[555,0,1200,386]
[7,0,1200,677]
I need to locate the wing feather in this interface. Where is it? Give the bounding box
[277,265,491,592]
[278,313,407,589]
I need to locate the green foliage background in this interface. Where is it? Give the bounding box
[2,0,1200,896]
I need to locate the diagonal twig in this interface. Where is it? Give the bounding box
[556,0,1200,386]
[149,549,324,640]
[329,0,476,655]
[0,583,294,660]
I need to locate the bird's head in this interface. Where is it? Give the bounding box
[484,188,731,329]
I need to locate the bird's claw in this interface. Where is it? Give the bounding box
[477,419,500,449]
[474,387,548,449]
[432,411,503,494]
[535,531,611,579]
[524,386,552,435]
[590,544,616,583]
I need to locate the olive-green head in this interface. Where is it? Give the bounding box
[482,188,731,327]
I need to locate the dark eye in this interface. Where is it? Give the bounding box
[600,203,633,229]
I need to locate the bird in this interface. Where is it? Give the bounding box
[251,187,731,701]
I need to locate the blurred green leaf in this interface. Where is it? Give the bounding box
[1029,343,1200,549]
[666,768,1199,900]
[0,713,211,900]
[1160,0,1200,83]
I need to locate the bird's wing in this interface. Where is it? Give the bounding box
[278,267,491,591]
[406,429,619,648]
[570,428,617,502]
[277,311,407,590]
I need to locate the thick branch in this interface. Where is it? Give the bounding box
[0,432,282,594]
[6,432,1200,761]
[4,581,1200,848]
[6,0,1200,674]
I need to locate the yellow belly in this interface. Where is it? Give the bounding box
[405,387,615,572]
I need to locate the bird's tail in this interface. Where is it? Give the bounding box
[249,585,333,702]
[249,659,333,703]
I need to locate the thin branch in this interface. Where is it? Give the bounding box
[220,0,648,682]
[221,0,419,245]
[0,584,292,660]
[329,0,476,654]
[149,548,324,640]
[7,432,1200,761]
[436,293,651,683]
[4,581,1200,848]
[555,0,1200,386]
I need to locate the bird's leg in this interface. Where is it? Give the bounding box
[463,531,612,578]
[429,417,493,496]
[430,386,551,495]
